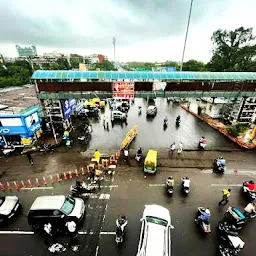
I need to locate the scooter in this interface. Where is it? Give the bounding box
[176,119,181,127]
[115,217,127,246]
[1,145,15,155]
[181,178,190,195]
[213,158,226,174]
[70,181,97,198]
[195,207,211,233]
[223,207,246,231]
[218,222,245,255]
[242,181,256,202]
[198,141,206,150]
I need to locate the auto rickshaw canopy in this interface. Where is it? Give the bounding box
[144,149,158,167]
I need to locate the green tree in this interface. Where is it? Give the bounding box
[70,57,84,69]
[57,58,70,70]
[182,59,208,71]
[208,27,256,71]
[95,60,117,71]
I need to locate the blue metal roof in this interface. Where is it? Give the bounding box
[32,70,256,81]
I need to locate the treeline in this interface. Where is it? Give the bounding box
[0,26,255,88]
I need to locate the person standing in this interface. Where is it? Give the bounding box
[178,142,183,154]
[103,116,106,129]
[26,153,34,165]
[169,143,176,155]
[94,149,101,163]
[218,188,231,206]
[124,148,129,162]
[44,223,53,246]
[65,220,77,248]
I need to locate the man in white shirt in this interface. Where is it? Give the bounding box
[244,203,256,216]
[65,221,78,247]
[44,223,53,246]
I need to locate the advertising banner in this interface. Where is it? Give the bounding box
[112,82,135,99]
[153,82,167,91]
[62,99,76,119]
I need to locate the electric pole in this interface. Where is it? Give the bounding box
[113,37,116,66]
[180,0,194,72]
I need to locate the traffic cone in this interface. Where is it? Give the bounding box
[75,169,78,177]
[63,172,67,180]
[21,180,26,189]
[81,167,85,175]
[28,179,33,188]
[43,176,47,185]
[117,150,121,157]
[69,171,73,179]
[86,166,90,174]
[14,181,19,190]
[0,182,5,191]
[57,173,61,182]
[7,181,11,190]
[115,152,119,160]
[35,178,40,187]
[50,175,54,184]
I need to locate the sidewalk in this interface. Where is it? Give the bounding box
[182,104,256,149]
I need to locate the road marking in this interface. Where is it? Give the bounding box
[95,246,99,256]
[102,185,118,188]
[78,231,94,235]
[211,184,242,187]
[201,169,256,175]
[20,187,54,190]
[149,184,165,187]
[0,231,34,235]
[99,194,111,199]
[100,231,116,235]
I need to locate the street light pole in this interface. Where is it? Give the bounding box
[180,0,194,72]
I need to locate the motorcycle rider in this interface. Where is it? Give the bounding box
[244,202,256,217]
[75,180,83,193]
[217,157,226,167]
[244,180,256,192]
[196,208,211,223]
[135,147,142,161]
[116,216,128,234]
[164,116,168,124]
[182,176,191,188]
[166,176,175,190]
[176,115,181,123]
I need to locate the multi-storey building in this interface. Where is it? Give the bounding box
[16,45,37,57]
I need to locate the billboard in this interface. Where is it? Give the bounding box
[62,99,76,119]
[112,82,134,98]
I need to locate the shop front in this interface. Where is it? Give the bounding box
[0,107,42,147]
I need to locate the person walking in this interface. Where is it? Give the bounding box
[124,148,129,162]
[65,220,78,248]
[178,142,183,154]
[26,153,34,165]
[218,188,231,206]
[44,223,53,246]
[169,143,176,155]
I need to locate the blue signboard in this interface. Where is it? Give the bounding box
[62,99,76,119]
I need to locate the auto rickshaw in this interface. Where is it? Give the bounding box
[91,98,105,109]
[121,100,130,112]
[144,150,158,174]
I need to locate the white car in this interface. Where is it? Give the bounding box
[137,205,173,256]
[0,196,20,223]
[146,106,157,116]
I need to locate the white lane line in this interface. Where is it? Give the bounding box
[102,185,118,188]
[201,169,256,175]
[100,231,116,235]
[78,231,94,235]
[211,184,242,187]
[99,194,110,199]
[21,187,54,190]
[95,245,99,256]
[0,231,34,235]
[149,184,165,187]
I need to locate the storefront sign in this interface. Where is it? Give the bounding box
[62,99,76,119]
[112,82,134,98]
[0,128,10,134]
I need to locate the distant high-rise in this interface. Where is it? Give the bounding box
[16,45,37,57]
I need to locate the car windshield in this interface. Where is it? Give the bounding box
[146,216,168,227]
[60,197,75,215]
[0,197,5,206]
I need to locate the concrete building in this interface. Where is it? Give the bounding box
[16,45,37,57]
[85,54,105,65]
[201,97,226,119]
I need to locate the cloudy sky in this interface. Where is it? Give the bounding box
[0,0,255,62]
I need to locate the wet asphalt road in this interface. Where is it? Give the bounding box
[86,98,240,150]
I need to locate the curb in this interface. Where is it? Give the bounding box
[182,106,256,149]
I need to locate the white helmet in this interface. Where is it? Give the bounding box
[205,209,210,215]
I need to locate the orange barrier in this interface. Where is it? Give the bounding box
[35,178,40,187]
[117,150,121,157]
[28,179,33,188]
[115,152,119,160]
[69,171,73,179]
[63,172,67,180]
[21,180,26,188]
[43,176,47,185]
[0,182,5,191]
[75,169,78,177]
[57,173,61,182]
[102,159,109,167]
[50,175,54,184]
[7,182,11,191]
[110,155,117,165]
[14,181,19,190]
[81,167,85,175]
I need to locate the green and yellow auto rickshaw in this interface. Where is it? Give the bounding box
[144,149,158,174]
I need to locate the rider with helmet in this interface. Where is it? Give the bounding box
[166,176,175,189]
[197,208,211,223]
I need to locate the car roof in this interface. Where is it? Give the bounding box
[30,195,66,211]
[143,204,171,223]
[145,223,166,256]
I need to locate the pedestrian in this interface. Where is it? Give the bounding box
[65,220,78,248]
[93,149,101,163]
[105,117,109,130]
[124,148,129,162]
[178,142,183,154]
[103,116,106,129]
[44,223,53,246]
[218,188,231,206]
[26,153,34,165]
[169,143,175,155]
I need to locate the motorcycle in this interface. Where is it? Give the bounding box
[138,106,142,115]
[213,158,226,174]
[195,207,211,233]
[70,181,97,198]
[164,120,168,128]
[176,119,181,127]
[115,217,127,246]
[242,181,256,202]
[218,221,245,255]
[222,207,246,231]
[166,184,174,195]
[1,145,15,155]
[181,178,190,195]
